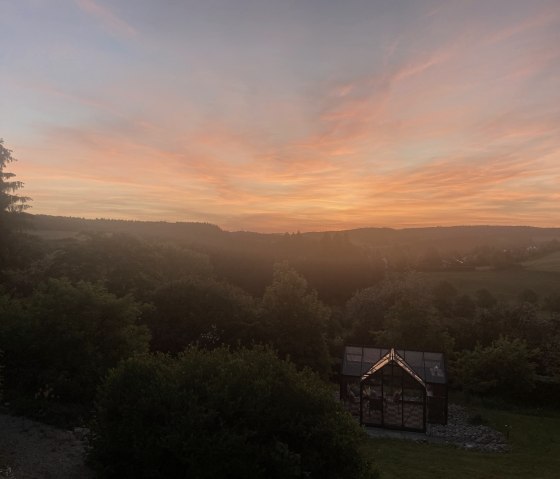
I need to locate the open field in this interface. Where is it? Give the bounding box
[523,251,560,273]
[419,269,560,300]
[365,406,560,479]
[26,229,82,241]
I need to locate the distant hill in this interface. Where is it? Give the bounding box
[25,214,560,253]
[27,214,224,240]
[20,214,560,303]
[344,225,560,254]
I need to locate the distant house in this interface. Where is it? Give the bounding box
[340,346,448,432]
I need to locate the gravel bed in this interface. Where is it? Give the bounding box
[0,413,94,479]
[365,404,509,453]
[429,404,509,452]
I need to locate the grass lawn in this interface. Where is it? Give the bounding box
[363,406,560,479]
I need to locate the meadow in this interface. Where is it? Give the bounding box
[523,251,560,273]
[366,405,560,479]
[420,252,560,300]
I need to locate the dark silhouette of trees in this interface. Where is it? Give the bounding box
[147,277,258,353]
[345,274,445,349]
[0,139,30,268]
[0,279,149,406]
[6,233,213,300]
[260,263,331,377]
[91,347,377,479]
[0,139,29,214]
[456,337,537,398]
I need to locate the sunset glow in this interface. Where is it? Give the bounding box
[2,0,560,232]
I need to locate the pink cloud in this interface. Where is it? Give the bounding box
[75,0,136,38]
[11,1,560,232]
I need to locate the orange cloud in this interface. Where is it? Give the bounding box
[8,1,560,232]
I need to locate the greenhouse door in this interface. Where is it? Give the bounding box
[381,363,425,431]
[381,364,402,428]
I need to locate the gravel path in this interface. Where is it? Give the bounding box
[366,404,509,453]
[0,413,94,479]
[430,404,509,452]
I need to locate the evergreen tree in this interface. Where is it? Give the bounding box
[0,139,30,267]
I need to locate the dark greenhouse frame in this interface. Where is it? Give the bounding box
[340,346,448,433]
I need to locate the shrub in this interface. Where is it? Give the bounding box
[455,337,537,399]
[147,277,257,353]
[91,347,377,479]
[0,279,150,405]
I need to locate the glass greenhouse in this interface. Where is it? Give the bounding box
[340,346,448,432]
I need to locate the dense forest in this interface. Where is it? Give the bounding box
[25,214,560,302]
[1,140,560,477]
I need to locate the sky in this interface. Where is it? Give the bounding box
[1,0,560,232]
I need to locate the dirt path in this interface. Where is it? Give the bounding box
[0,413,93,479]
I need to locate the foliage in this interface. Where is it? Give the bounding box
[455,337,537,398]
[260,263,331,377]
[0,139,29,214]
[27,233,213,300]
[90,347,377,479]
[544,293,560,313]
[346,274,431,335]
[0,279,149,404]
[0,139,30,268]
[375,299,455,354]
[345,274,453,353]
[419,269,560,304]
[431,280,458,314]
[147,277,258,353]
[475,288,498,308]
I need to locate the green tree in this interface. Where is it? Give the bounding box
[0,139,30,268]
[39,233,212,300]
[260,263,331,376]
[345,274,451,350]
[518,288,539,305]
[431,280,458,315]
[455,337,537,398]
[544,293,560,314]
[0,279,150,404]
[91,347,377,479]
[147,277,257,353]
[0,139,29,214]
[376,298,454,354]
[475,288,497,309]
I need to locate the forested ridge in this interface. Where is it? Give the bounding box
[25,214,560,302]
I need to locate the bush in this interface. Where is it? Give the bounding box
[0,279,150,405]
[91,347,377,479]
[147,277,257,353]
[455,337,537,399]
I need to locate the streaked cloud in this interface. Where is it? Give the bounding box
[2,0,560,231]
[74,0,136,38]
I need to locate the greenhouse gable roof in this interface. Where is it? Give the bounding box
[342,346,447,384]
